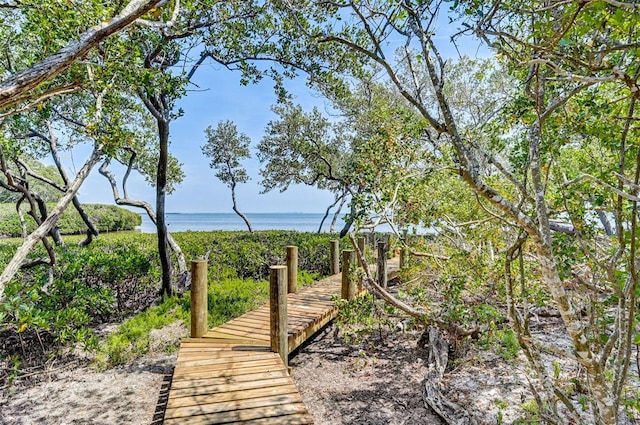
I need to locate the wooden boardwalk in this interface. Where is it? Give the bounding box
[164,257,399,424]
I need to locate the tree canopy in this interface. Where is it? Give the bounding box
[202,120,254,232]
[1,1,639,422]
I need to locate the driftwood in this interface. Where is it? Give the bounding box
[422,327,476,425]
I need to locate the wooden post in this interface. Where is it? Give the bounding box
[400,246,409,269]
[377,241,388,288]
[286,246,298,294]
[190,259,208,338]
[330,240,340,275]
[341,249,356,300]
[357,236,366,268]
[270,265,288,366]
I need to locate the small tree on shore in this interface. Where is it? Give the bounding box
[202,120,254,232]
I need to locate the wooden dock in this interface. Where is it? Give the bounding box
[163,254,399,424]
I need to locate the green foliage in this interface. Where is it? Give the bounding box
[202,120,252,187]
[97,277,269,368]
[1,230,339,381]
[334,294,395,343]
[623,390,640,421]
[0,237,158,347]
[173,230,348,280]
[496,328,520,361]
[515,399,540,425]
[96,295,190,367]
[257,101,350,204]
[0,203,141,237]
[0,160,65,203]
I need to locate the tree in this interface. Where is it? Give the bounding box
[258,101,355,234]
[202,120,253,232]
[126,0,347,295]
[0,0,168,300]
[0,0,162,111]
[276,1,640,422]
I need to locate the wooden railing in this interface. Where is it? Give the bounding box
[189,237,398,357]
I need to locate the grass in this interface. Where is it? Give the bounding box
[0,229,339,378]
[95,274,276,368]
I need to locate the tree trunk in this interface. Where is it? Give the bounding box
[34,195,63,245]
[339,202,355,238]
[317,194,346,233]
[0,0,161,110]
[43,122,99,244]
[421,327,475,425]
[72,196,99,246]
[330,196,347,233]
[156,116,173,297]
[0,145,103,300]
[596,210,615,236]
[98,158,187,275]
[231,182,253,233]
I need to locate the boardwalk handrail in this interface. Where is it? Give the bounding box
[167,239,400,424]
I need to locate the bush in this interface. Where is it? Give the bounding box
[0,203,141,237]
[0,230,343,380]
[174,230,351,281]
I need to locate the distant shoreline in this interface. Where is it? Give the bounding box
[136,212,352,234]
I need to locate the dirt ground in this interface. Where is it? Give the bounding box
[290,325,443,425]
[2,317,639,425]
[0,352,176,425]
[0,323,442,425]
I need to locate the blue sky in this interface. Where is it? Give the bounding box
[72,15,488,214]
[76,67,337,214]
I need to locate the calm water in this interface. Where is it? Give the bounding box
[137,212,349,233]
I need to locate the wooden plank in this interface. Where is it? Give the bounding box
[215,323,271,336]
[286,310,333,324]
[176,352,277,367]
[179,344,270,352]
[166,392,304,420]
[241,313,317,327]
[171,364,288,381]
[288,308,334,318]
[224,316,270,327]
[288,302,333,311]
[176,352,270,365]
[290,300,333,307]
[286,304,332,313]
[176,349,273,361]
[287,304,330,313]
[298,288,338,294]
[204,329,271,342]
[289,292,335,301]
[237,414,315,425]
[287,306,334,318]
[182,337,264,348]
[167,376,295,401]
[166,386,301,414]
[175,355,281,371]
[165,401,309,424]
[176,349,274,362]
[168,370,290,390]
[217,319,271,331]
[171,358,282,379]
